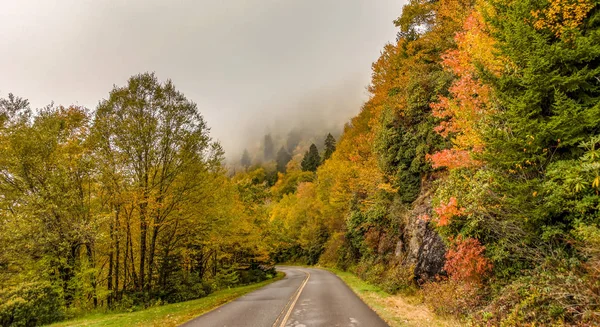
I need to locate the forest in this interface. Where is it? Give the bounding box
[1,0,600,326]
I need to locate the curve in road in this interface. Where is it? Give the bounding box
[182,266,389,327]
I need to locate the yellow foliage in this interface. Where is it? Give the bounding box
[532,0,596,37]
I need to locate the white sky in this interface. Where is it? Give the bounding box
[0,0,404,159]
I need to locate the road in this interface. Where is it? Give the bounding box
[182,266,389,327]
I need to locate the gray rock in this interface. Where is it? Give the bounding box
[413,223,446,283]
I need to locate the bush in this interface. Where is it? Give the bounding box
[472,250,600,326]
[381,264,415,294]
[421,278,483,318]
[238,263,276,285]
[214,266,240,289]
[0,281,65,327]
[318,232,348,269]
[160,276,214,304]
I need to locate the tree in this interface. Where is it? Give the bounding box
[322,133,336,163]
[0,104,98,307]
[263,134,275,161]
[95,72,219,292]
[286,129,302,153]
[276,147,292,173]
[301,144,321,172]
[241,149,251,168]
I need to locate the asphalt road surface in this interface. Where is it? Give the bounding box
[182,266,389,327]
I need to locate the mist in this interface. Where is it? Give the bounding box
[0,0,403,161]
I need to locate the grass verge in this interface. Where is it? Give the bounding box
[47,273,284,327]
[325,268,462,327]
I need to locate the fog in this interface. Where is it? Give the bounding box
[0,0,403,161]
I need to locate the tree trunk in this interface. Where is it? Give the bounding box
[114,207,120,301]
[86,243,98,308]
[147,224,160,292]
[139,201,147,292]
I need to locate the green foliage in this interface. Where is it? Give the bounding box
[301,144,321,172]
[0,282,65,327]
[271,169,314,198]
[542,135,600,226]
[376,105,447,203]
[322,133,336,163]
[472,254,599,326]
[214,266,240,289]
[156,272,214,305]
[482,0,600,238]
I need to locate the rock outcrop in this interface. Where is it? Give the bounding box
[394,179,447,282]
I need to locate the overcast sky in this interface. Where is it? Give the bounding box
[1,0,404,160]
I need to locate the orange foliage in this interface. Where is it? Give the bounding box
[433,197,465,226]
[532,0,596,38]
[429,9,502,169]
[444,236,492,283]
[427,148,479,169]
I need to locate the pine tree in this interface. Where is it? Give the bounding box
[301,144,321,172]
[241,149,251,168]
[276,147,292,173]
[322,133,336,163]
[286,129,302,153]
[263,134,275,161]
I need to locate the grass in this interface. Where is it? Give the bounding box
[47,273,284,327]
[324,268,462,327]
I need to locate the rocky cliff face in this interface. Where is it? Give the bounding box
[414,223,446,282]
[394,180,447,282]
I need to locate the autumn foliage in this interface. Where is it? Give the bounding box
[428,9,501,169]
[444,236,492,283]
[532,0,596,37]
[433,197,465,226]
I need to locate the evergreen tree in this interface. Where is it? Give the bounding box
[301,144,321,172]
[263,134,275,161]
[480,0,600,243]
[322,133,336,163]
[286,129,302,153]
[276,146,292,173]
[241,149,251,168]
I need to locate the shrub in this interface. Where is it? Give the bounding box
[318,232,348,269]
[0,281,65,327]
[421,278,484,318]
[214,266,240,289]
[381,264,416,294]
[444,236,492,283]
[238,264,274,285]
[472,255,600,326]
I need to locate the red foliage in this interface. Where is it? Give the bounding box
[444,236,492,283]
[433,197,465,226]
[427,149,479,169]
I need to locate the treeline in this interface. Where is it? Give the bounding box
[238,132,337,184]
[261,0,600,326]
[0,74,271,326]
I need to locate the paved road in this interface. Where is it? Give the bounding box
[182,266,389,327]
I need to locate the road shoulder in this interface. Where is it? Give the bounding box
[325,268,462,327]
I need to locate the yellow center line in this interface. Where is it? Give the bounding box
[272,269,311,327]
